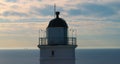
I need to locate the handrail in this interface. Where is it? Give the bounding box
[38,37,77,45]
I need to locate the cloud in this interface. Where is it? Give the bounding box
[0,22,48,37]
[67,9,82,16]
[0,0,120,22]
[108,2,120,10]
[0,18,10,22]
[30,5,53,16]
[2,11,28,17]
[0,22,47,48]
[0,20,120,48]
[68,3,116,17]
[0,2,6,6]
[5,0,18,2]
[0,0,120,48]
[83,3,116,17]
[10,5,19,8]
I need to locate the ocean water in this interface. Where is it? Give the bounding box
[0,49,120,64]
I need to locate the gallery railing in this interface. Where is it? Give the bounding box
[38,37,77,46]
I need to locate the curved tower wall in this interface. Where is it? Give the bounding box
[47,27,68,45]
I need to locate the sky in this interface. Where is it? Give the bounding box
[0,0,120,49]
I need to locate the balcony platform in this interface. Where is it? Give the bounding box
[38,37,77,46]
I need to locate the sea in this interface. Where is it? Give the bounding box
[0,49,120,64]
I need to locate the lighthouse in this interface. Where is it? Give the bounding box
[38,11,77,64]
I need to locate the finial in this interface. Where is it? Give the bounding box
[54,4,56,18]
[56,11,60,18]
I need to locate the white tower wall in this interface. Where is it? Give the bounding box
[40,45,76,64]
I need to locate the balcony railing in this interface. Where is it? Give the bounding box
[38,37,77,46]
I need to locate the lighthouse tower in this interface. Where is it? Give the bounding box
[38,11,77,64]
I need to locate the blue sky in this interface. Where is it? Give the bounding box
[0,0,120,49]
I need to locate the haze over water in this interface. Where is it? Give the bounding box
[0,49,120,64]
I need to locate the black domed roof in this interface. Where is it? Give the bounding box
[47,12,68,28]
